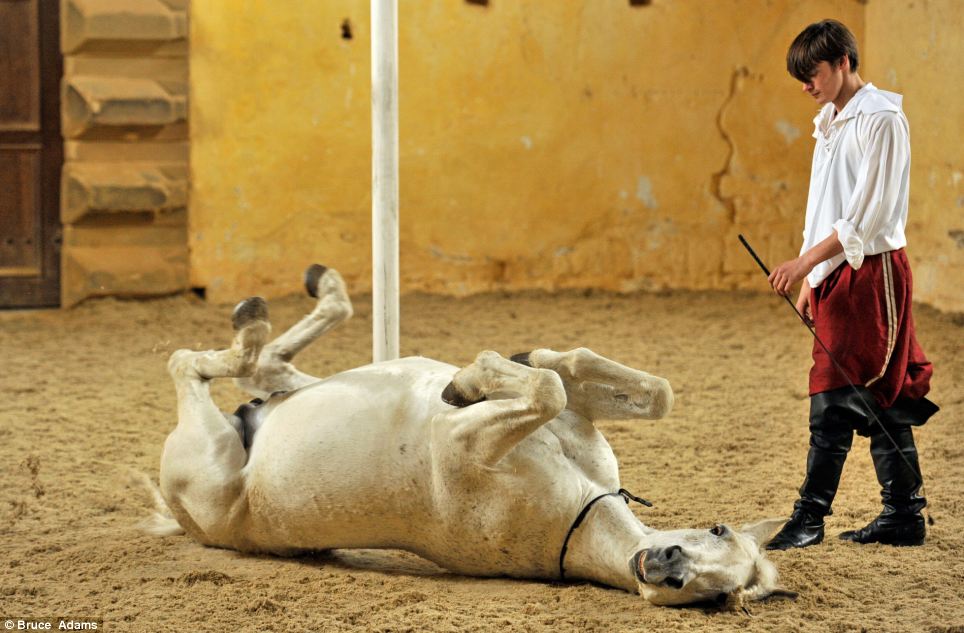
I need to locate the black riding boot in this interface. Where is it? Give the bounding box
[766,426,852,551]
[839,426,926,546]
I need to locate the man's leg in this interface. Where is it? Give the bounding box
[767,392,853,551]
[839,425,926,546]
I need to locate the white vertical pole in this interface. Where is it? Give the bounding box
[371,0,400,362]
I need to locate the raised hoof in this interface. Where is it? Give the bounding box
[441,381,486,408]
[231,297,268,331]
[510,352,533,367]
[304,263,330,298]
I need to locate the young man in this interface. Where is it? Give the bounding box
[764,19,938,550]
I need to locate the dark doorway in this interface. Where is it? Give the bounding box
[0,0,62,307]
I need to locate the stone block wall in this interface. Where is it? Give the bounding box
[59,0,189,306]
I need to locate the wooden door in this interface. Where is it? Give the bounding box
[0,0,62,307]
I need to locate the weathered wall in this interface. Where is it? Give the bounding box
[865,0,963,312]
[190,1,956,310]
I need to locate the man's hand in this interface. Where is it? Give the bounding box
[768,255,812,296]
[770,230,844,297]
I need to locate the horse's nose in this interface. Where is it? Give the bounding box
[645,544,682,564]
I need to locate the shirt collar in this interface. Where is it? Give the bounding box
[812,83,903,138]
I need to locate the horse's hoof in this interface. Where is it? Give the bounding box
[510,352,533,367]
[232,297,268,331]
[304,264,329,298]
[441,382,486,408]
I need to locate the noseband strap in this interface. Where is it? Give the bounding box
[558,488,653,580]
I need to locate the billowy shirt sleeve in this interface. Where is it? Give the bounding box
[832,111,910,270]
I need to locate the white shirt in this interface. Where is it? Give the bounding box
[800,83,911,288]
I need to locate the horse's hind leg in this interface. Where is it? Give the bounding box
[236,264,353,399]
[514,348,673,422]
[160,298,270,546]
[435,351,567,467]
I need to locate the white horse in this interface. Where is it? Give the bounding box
[150,265,793,608]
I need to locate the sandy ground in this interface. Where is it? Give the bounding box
[1,286,962,632]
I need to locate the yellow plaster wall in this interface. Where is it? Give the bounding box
[865,0,964,312]
[194,1,958,307]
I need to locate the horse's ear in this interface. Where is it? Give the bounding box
[739,518,786,550]
[741,557,799,603]
[745,583,800,603]
[731,522,800,605]
[762,588,801,601]
[722,588,752,615]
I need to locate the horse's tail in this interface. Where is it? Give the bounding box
[131,470,186,537]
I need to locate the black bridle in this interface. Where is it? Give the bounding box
[558,488,652,580]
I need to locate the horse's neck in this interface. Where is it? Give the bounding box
[564,496,652,592]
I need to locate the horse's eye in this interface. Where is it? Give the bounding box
[710,524,726,536]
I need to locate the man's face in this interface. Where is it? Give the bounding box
[800,60,844,105]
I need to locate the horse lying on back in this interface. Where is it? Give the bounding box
[149,264,793,608]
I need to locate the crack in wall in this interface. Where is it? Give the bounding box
[710,66,751,282]
[949,229,964,249]
[710,66,749,226]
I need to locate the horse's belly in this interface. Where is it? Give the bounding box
[239,359,454,550]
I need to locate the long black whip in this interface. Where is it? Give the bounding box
[738,235,930,521]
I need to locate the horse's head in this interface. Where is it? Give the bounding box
[632,519,796,608]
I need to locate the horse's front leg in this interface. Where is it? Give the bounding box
[435,351,567,467]
[514,348,673,422]
[161,298,270,547]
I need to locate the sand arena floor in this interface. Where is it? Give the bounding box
[1,287,962,632]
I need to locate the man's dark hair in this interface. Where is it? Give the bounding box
[786,19,859,83]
